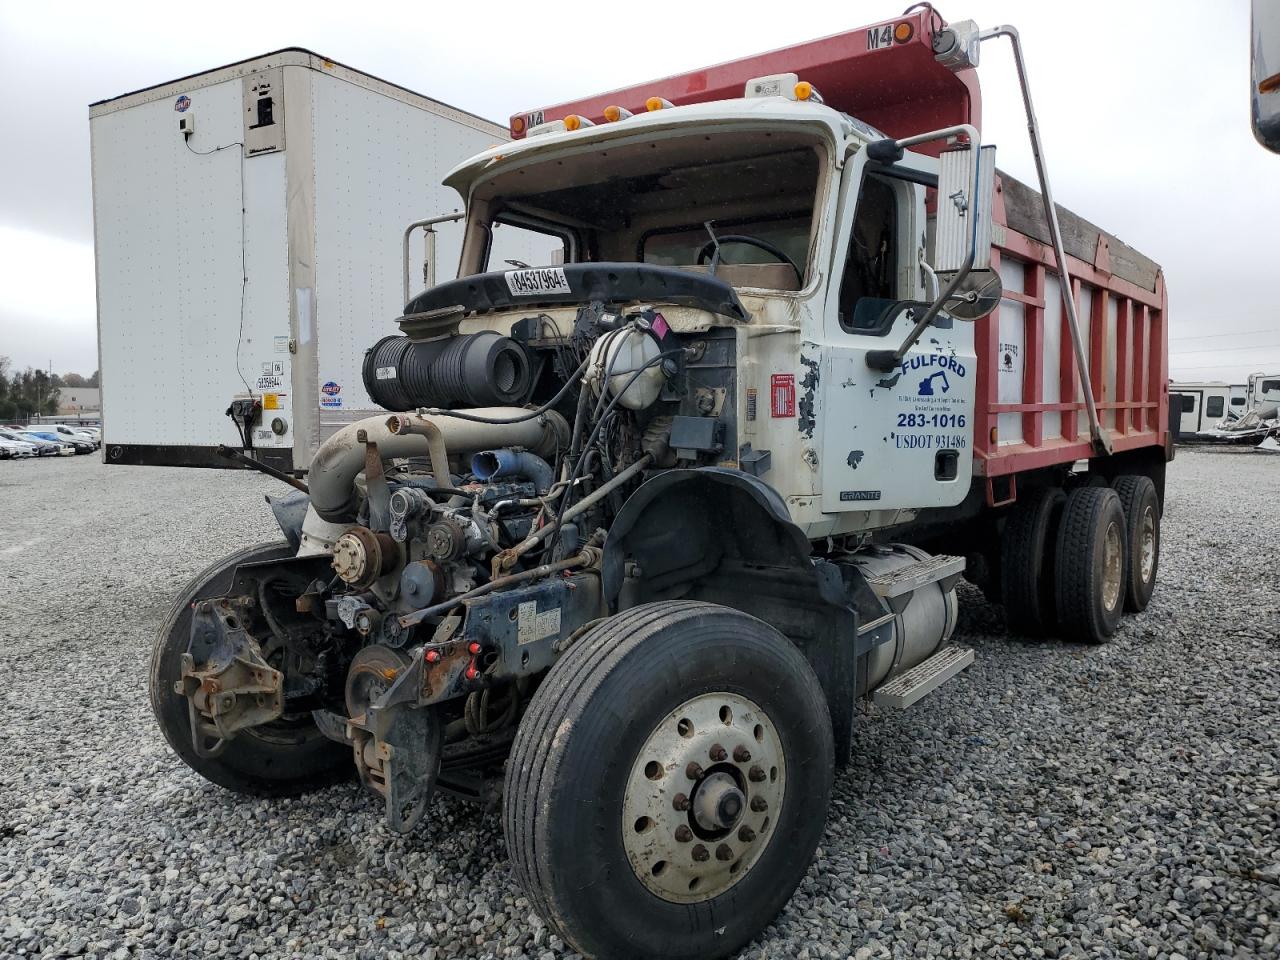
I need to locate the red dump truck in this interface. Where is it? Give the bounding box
[153,9,1170,959]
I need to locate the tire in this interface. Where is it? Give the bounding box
[504,601,834,960]
[1053,487,1126,644]
[149,541,352,797]
[1112,474,1160,612]
[1000,486,1065,636]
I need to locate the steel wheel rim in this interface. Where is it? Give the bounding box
[622,692,785,903]
[1102,521,1123,611]
[1139,508,1156,582]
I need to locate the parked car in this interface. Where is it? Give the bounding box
[0,437,38,458]
[44,423,101,448]
[18,431,77,455]
[0,429,59,457]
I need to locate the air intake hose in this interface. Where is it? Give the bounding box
[471,449,555,494]
[363,332,532,411]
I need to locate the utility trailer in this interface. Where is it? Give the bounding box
[147,11,1171,960]
[89,50,551,473]
[1169,380,1246,436]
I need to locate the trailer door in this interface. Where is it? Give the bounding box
[1177,392,1200,434]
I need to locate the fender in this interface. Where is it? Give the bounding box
[604,468,859,763]
[602,467,813,607]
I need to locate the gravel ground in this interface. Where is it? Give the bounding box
[1,447,1277,960]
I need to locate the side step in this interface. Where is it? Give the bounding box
[871,646,974,709]
[863,554,965,599]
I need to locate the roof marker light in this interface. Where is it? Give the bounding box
[563,114,595,131]
[894,21,915,43]
[645,96,674,112]
[794,81,824,103]
[603,105,633,122]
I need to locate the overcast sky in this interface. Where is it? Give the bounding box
[0,0,1275,383]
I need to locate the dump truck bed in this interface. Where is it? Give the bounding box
[981,171,1167,479]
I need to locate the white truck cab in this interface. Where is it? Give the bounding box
[438,93,985,541]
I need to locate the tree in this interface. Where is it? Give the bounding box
[88,369,100,388]
[62,372,88,388]
[12,368,59,418]
[0,356,13,421]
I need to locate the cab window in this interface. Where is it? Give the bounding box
[484,218,567,271]
[838,174,899,332]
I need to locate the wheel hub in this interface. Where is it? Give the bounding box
[622,692,785,904]
[1102,520,1123,612]
[1139,507,1156,581]
[691,772,745,833]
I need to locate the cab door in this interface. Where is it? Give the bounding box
[817,148,977,513]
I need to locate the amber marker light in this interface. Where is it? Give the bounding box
[793,81,824,103]
[894,21,915,43]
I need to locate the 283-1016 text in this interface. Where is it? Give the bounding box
[897,412,967,428]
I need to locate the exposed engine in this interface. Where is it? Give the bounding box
[180,300,736,829]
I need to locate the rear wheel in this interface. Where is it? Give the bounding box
[149,541,351,797]
[503,601,833,960]
[1054,487,1126,644]
[1112,474,1160,612]
[1000,486,1065,636]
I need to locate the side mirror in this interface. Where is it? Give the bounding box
[1253,0,1280,153]
[865,136,998,371]
[934,144,995,273]
[933,143,999,321]
[944,269,1003,321]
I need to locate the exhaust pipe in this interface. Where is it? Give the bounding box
[308,408,568,523]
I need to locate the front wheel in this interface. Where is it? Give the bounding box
[149,541,351,797]
[503,601,833,960]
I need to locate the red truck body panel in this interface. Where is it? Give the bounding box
[981,192,1168,481]
[511,14,1169,482]
[510,11,981,152]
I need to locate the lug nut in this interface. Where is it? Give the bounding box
[674,825,693,843]
[751,796,768,812]
[738,826,756,843]
[733,745,751,762]
[715,844,734,862]
[691,844,710,862]
[672,792,691,812]
[748,765,766,782]
[686,761,705,781]
[709,743,727,762]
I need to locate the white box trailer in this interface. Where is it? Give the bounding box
[1169,380,1245,435]
[90,49,549,473]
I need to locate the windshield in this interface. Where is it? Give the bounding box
[463,128,827,291]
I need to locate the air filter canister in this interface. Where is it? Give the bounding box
[363,331,532,411]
